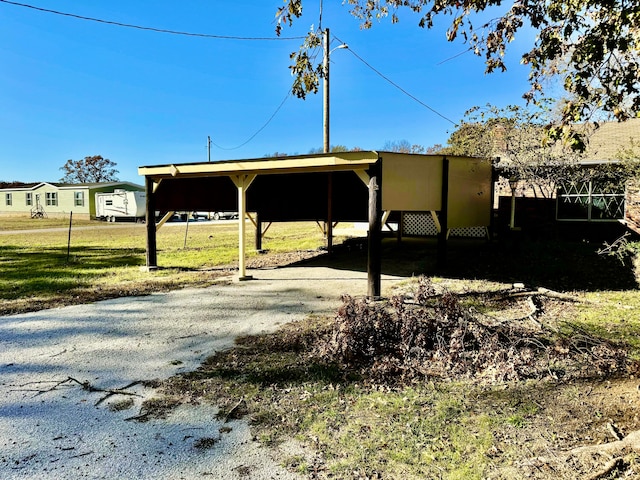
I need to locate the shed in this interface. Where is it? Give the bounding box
[138,151,493,297]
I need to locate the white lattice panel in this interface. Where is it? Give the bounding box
[402,212,439,236]
[448,226,488,238]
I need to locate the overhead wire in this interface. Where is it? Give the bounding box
[0,0,305,41]
[333,34,457,125]
[1,0,301,152]
[209,90,292,151]
[437,47,473,65]
[2,0,459,145]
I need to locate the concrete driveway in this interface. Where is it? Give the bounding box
[0,265,404,479]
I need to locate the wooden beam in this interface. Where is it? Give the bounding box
[155,211,175,232]
[255,214,262,251]
[430,210,441,233]
[232,174,257,280]
[367,160,382,298]
[355,169,370,186]
[145,176,157,270]
[437,158,450,268]
[381,210,391,226]
[245,212,258,228]
[327,172,333,255]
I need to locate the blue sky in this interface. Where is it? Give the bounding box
[1,0,536,183]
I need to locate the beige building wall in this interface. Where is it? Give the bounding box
[381,153,492,228]
[0,184,91,218]
[381,153,443,211]
[448,156,493,229]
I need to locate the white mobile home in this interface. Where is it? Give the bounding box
[0,182,144,219]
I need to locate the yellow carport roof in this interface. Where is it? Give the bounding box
[138,151,380,179]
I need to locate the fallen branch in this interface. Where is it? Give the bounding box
[10,378,76,396]
[68,451,93,459]
[64,377,144,406]
[12,377,145,402]
[94,380,144,406]
[570,429,640,457]
[504,287,586,304]
[172,332,209,340]
[124,412,151,422]
[584,457,625,480]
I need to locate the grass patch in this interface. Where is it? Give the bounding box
[0,219,336,315]
[0,216,96,231]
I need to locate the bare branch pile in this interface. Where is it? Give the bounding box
[315,277,634,384]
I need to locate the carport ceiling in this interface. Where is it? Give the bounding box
[138,151,380,223]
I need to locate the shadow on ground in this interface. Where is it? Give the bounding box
[287,234,638,292]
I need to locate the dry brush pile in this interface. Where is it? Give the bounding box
[313,277,635,385]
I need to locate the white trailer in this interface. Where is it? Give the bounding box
[95,190,146,222]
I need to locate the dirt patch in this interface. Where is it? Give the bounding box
[486,377,640,479]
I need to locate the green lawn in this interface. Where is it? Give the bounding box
[0,217,334,314]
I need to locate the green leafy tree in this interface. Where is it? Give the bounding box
[442,104,587,197]
[277,1,639,124]
[59,155,119,183]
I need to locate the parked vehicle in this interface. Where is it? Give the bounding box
[95,190,145,222]
[191,211,238,221]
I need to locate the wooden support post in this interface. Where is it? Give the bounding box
[232,174,256,280]
[437,158,449,268]
[255,214,262,251]
[510,187,517,230]
[398,211,404,243]
[367,160,382,299]
[145,176,157,270]
[327,172,333,255]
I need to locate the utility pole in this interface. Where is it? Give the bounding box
[322,30,347,154]
[323,28,330,154]
[207,136,211,162]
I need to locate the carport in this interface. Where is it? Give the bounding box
[138,151,493,297]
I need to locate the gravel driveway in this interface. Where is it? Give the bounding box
[0,265,404,479]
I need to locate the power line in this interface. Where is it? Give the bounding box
[437,47,473,65]
[333,34,457,125]
[209,91,292,151]
[0,0,305,41]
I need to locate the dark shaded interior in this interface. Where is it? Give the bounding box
[152,170,371,223]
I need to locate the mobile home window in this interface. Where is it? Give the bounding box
[74,191,84,207]
[25,192,32,206]
[5,193,12,206]
[46,192,58,206]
